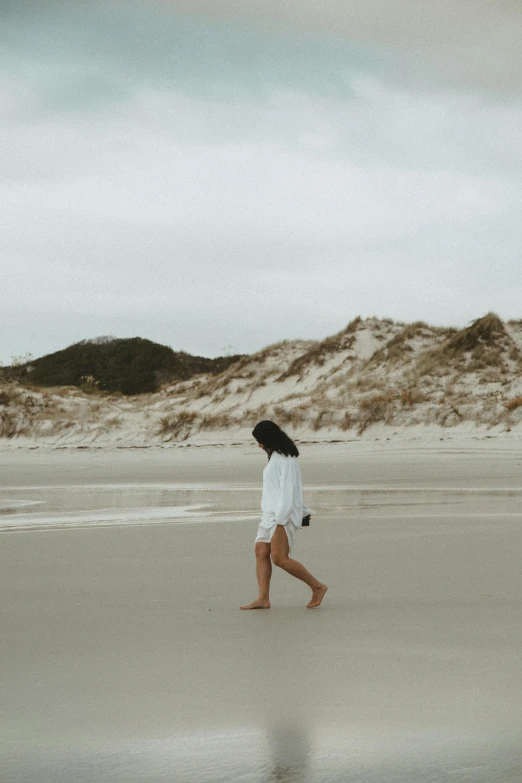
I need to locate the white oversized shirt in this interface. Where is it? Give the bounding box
[259,451,311,529]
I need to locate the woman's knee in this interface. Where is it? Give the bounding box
[271,551,287,568]
[255,542,271,559]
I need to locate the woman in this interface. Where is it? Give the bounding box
[240,420,327,610]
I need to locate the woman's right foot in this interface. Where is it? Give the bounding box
[307,583,328,608]
[240,599,270,610]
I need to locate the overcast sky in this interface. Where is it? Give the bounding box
[2,0,521,362]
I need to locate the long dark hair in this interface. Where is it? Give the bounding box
[252,420,299,458]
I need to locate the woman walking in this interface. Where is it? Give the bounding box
[241,420,327,610]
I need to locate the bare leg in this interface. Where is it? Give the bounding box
[270,525,328,608]
[240,542,272,609]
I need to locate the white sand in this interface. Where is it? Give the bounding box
[1,443,522,782]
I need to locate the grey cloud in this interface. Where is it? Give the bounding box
[1,1,521,364]
[152,0,522,92]
[161,0,518,45]
[3,1,522,97]
[1,1,354,115]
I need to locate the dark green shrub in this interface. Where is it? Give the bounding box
[20,338,243,396]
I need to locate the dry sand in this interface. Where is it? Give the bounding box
[1,442,522,782]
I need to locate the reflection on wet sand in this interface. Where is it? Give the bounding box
[1,448,522,782]
[1,482,521,532]
[266,723,310,782]
[3,725,520,783]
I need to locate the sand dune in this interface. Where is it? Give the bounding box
[1,313,522,447]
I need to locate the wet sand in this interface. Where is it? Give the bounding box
[1,443,522,782]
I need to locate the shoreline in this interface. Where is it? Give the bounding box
[1,428,522,451]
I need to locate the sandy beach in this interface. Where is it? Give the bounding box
[5,1,522,779]
[1,442,522,782]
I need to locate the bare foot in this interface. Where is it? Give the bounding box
[307,583,328,608]
[240,599,270,610]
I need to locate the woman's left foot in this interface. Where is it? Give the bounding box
[307,583,328,608]
[240,599,270,610]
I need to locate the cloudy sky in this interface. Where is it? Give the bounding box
[2,1,521,362]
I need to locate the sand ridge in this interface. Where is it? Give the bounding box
[2,314,522,448]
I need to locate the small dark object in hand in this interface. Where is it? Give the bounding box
[302,515,311,527]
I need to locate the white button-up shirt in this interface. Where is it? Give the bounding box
[259,451,311,528]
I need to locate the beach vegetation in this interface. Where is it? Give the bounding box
[104,416,123,429]
[352,374,384,392]
[504,397,522,412]
[15,338,244,396]
[158,411,198,439]
[444,313,507,355]
[0,409,20,438]
[400,388,426,407]
[0,385,22,406]
[357,392,395,433]
[271,406,306,427]
[80,375,100,394]
[367,322,429,367]
[311,409,341,430]
[440,406,464,426]
[340,411,356,430]
[198,413,234,430]
[278,317,363,380]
